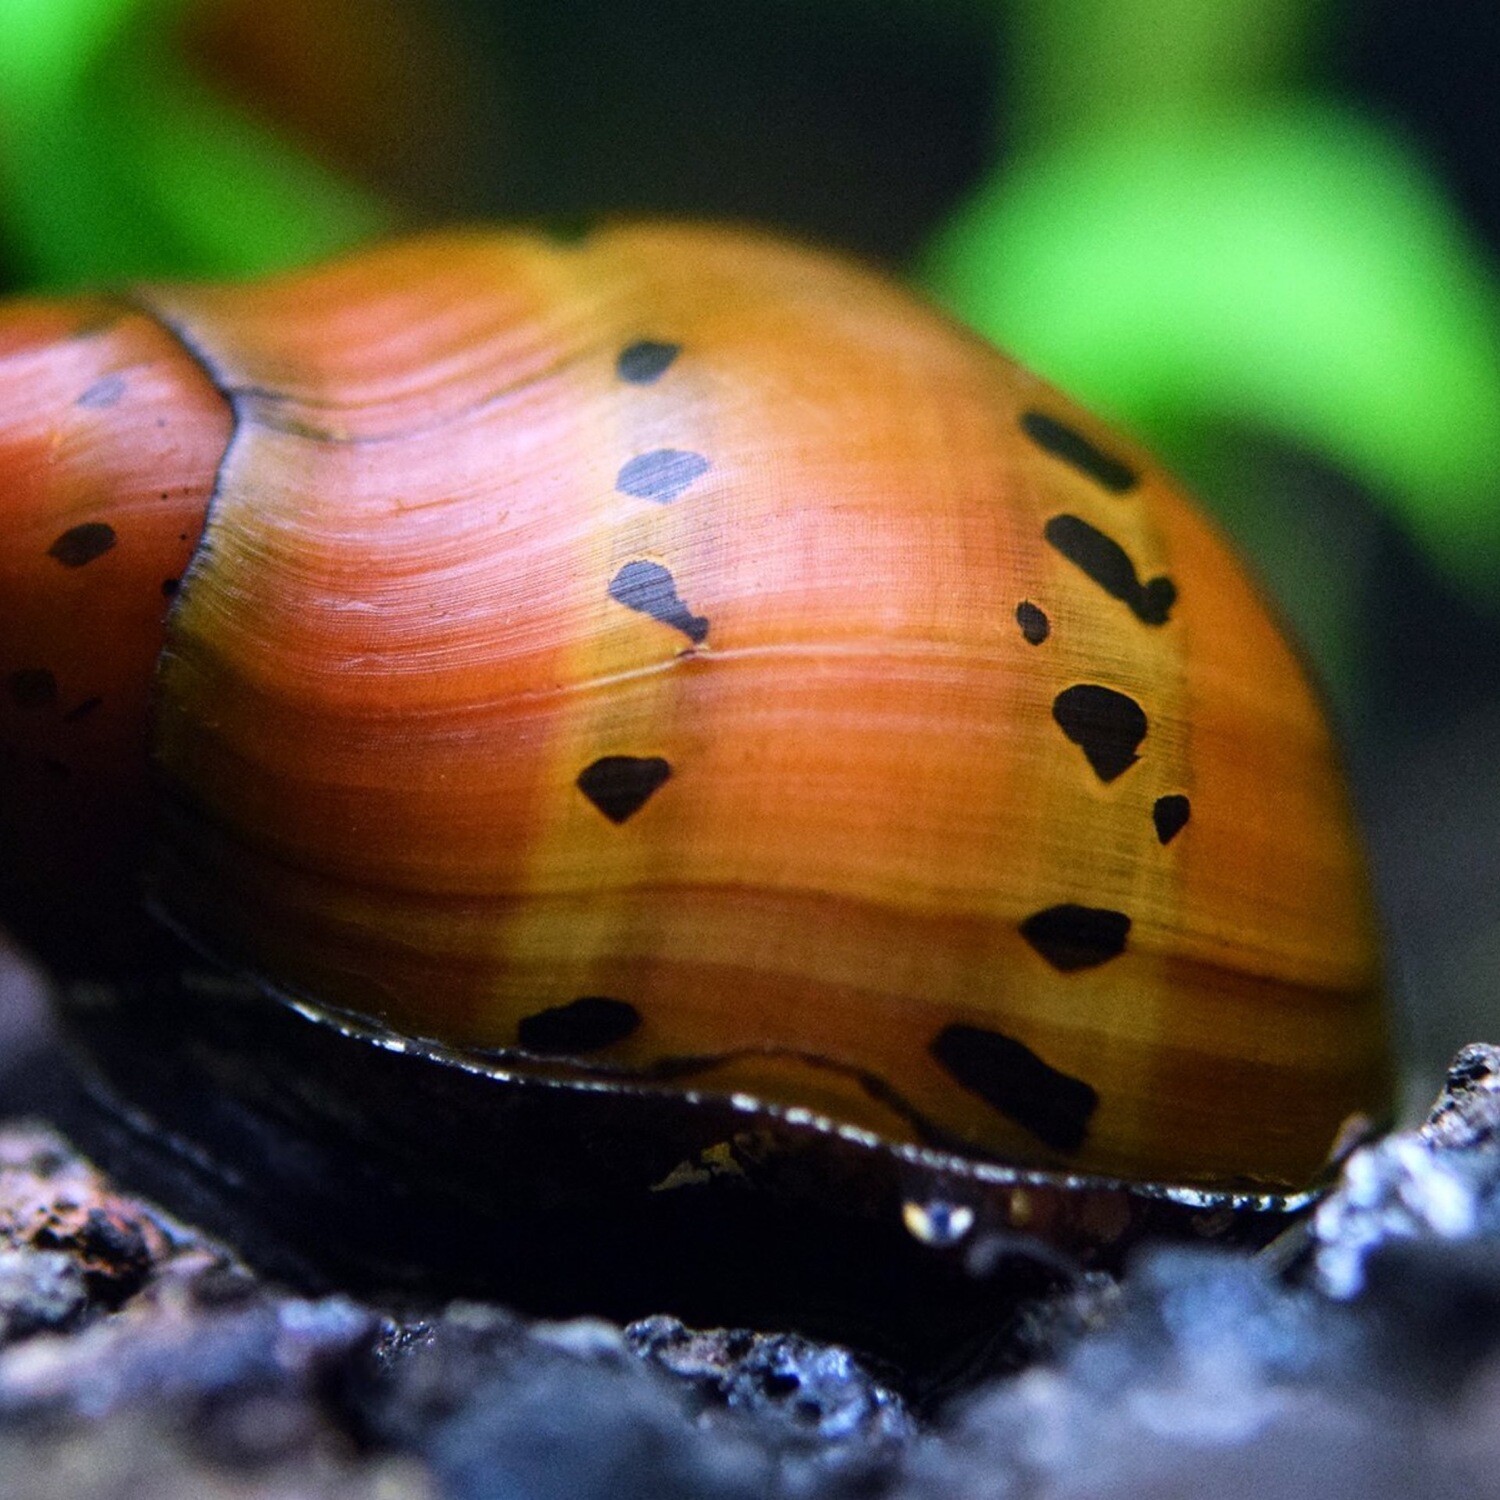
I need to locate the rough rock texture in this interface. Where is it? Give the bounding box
[0,1123,912,1499]
[3,1050,1500,1497]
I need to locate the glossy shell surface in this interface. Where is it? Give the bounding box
[2,226,1390,1202]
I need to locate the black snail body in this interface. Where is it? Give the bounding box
[0,226,1391,1355]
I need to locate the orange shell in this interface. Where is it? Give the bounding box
[2,226,1391,1194]
[0,298,230,952]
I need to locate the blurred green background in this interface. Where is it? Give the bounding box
[1,0,1496,1100]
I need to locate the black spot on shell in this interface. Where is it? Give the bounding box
[76,373,126,409]
[62,695,103,722]
[930,1024,1098,1152]
[577,755,672,822]
[616,450,710,503]
[1052,684,1147,782]
[1015,600,1050,644]
[1044,514,1176,626]
[1020,905,1131,972]
[518,996,641,1054]
[161,578,180,598]
[609,561,708,644]
[1153,794,1191,844]
[617,341,681,384]
[48,522,117,568]
[1021,410,1139,493]
[6,669,58,710]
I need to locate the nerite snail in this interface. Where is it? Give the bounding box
[0,225,1392,1343]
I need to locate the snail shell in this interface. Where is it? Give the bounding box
[0,226,1391,1311]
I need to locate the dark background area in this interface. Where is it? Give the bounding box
[443,0,1500,274]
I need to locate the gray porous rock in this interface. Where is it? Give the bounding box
[1313,1042,1500,1300]
[3,1047,1500,1498]
[0,1123,911,1499]
[348,1304,917,1499]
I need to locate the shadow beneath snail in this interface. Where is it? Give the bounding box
[39,926,1306,1388]
[0,941,76,1124]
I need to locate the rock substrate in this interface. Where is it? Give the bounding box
[3,1048,1500,1498]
